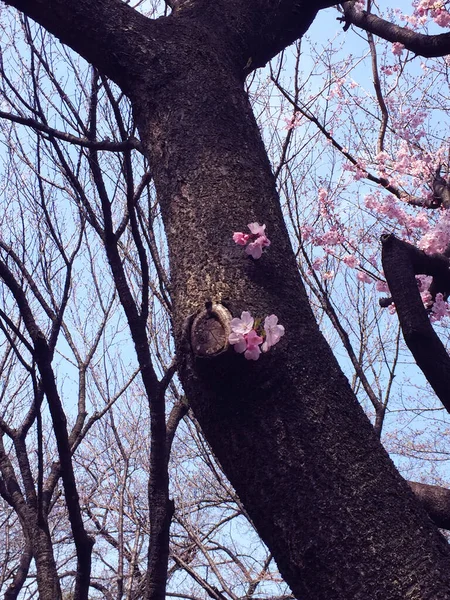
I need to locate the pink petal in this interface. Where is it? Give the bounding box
[230,311,254,334]
[247,222,266,236]
[228,332,247,353]
[233,232,250,246]
[245,241,263,259]
[259,235,271,247]
[244,345,261,360]
[263,315,285,350]
[246,329,264,346]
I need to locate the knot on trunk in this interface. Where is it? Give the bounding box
[189,302,231,358]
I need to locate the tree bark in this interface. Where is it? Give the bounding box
[29,520,63,600]
[3,1,450,598]
[409,481,450,530]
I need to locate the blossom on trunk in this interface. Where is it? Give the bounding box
[233,222,271,259]
[262,315,285,352]
[228,311,285,360]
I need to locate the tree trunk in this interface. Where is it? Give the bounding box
[130,17,450,600]
[29,519,63,600]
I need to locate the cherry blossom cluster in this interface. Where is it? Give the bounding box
[284,112,304,130]
[416,275,450,321]
[233,222,271,259]
[414,0,450,28]
[391,42,405,57]
[418,212,450,254]
[377,275,450,322]
[228,311,285,361]
[394,2,450,28]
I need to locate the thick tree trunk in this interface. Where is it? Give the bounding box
[29,520,63,600]
[130,18,450,600]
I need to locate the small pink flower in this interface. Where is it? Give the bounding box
[244,329,264,360]
[262,315,285,352]
[233,232,250,246]
[229,311,257,356]
[230,311,254,335]
[392,42,405,56]
[421,290,433,308]
[357,271,373,284]
[229,311,285,360]
[248,222,266,236]
[431,293,450,322]
[343,255,359,268]
[376,280,390,293]
[312,256,325,270]
[233,222,271,259]
[246,235,270,259]
[228,331,247,353]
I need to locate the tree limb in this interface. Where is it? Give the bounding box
[341,2,450,58]
[409,481,450,530]
[381,234,450,412]
[0,109,142,152]
[1,0,157,93]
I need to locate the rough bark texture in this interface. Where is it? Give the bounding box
[3,1,450,598]
[29,521,63,600]
[410,481,450,530]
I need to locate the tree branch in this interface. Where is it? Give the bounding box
[4,536,32,600]
[0,109,142,152]
[409,481,450,530]
[178,0,336,74]
[1,0,157,93]
[381,234,450,412]
[341,2,450,58]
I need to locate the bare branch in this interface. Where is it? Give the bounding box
[0,109,142,152]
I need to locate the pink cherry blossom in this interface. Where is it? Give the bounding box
[233,222,271,259]
[284,112,303,130]
[416,274,432,292]
[230,311,254,335]
[376,280,390,293]
[244,329,264,360]
[229,310,285,360]
[233,232,250,246]
[246,235,270,259]
[430,293,450,322]
[357,271,373,284]
[421,290,433,309]
[248,222,266,236]
[343,255,359,268]
[262,315,285,352]
[418,213,450,255]
[392,42,405,57]
[228,331,247,353]
[312,256,325,270]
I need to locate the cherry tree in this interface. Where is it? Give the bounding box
[1,1,450,599]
